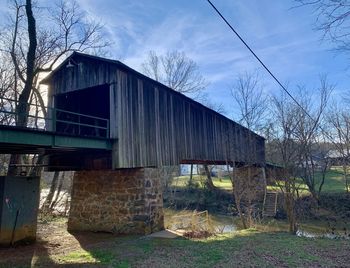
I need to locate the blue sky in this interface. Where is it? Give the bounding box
[1,0,349,119]
[73,0,350,117]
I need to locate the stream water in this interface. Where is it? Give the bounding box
[165,209,350,239]
[296,229,350,240]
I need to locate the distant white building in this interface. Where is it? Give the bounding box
[180,164,231,177]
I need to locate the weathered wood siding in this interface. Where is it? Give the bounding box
[48,57,118,95]
[111,70,264,168]
[45,53,265,169]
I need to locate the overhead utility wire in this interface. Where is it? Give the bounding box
[206,0,337,144]
[206,0,310,118]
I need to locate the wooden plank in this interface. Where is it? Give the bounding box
[47,54,265,169]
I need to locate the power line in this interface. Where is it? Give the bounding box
[206,0,311,118]
[206,0,339,146]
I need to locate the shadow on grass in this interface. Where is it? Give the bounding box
[0,239,56,267]
[61,231,142,267]
[128,230,350,268]
[0,226,136,267]
[47,229,350,268]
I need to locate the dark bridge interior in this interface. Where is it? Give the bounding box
[55,84,110,138]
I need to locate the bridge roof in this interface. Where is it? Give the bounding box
[41,52,264,141]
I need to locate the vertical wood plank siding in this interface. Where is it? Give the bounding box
[46,53,265,169]
[113,69,264,168]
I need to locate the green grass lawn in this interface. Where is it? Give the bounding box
[174,166,349,194]
[320,166,349,193]
[27,230,350,267]
[171,175,232,190]
[267,166,349,195]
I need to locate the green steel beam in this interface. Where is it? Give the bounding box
[53,135,112,149]
[0,127,112,151]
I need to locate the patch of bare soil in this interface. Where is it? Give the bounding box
[0,217,118,267]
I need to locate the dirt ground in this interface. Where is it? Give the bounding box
[1,216,350,267]
[0,217,122,267]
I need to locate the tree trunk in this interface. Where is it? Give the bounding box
[285,190,297,234]
[42,171,60,213]
[189,164,193,184]
[17,0,37,127]
[29,153,44,176]
[7,154,22,176]
[50,172,65,210]
[229,164,248,229]
[343,165,349,194]
[318,162,328,198]
[204,164,215,190]
[236,196,248,229]
[7,0,37,175]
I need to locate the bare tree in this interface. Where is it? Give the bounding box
[293,79,332,200]
[268,77,333,232]
[0,0,109,175]
[270,92,301,233]
[228,72,268,228]
[295,0,350,52]
[203,165,216,190]
[198,93,226,114]
[142,50,207,97]
[327,102,350,193]
[231,71,268,133]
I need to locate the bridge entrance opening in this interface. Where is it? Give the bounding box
[54,84,110,138]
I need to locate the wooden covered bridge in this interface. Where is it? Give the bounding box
[41,52,265,170]
[0,52,265,244]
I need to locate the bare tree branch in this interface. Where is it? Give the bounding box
[231,71,268,133]
[296,0,350,52]
[142,50,208,96]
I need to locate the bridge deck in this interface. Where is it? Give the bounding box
[0,125,112,154]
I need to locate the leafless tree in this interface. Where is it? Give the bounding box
[231,71,268,133]
[295,0,350,52]
[198,93,226,114]
[270,92,301,233]
[202,165,216,190]
[268,77,333,232]
[327,102,350,193]
[293,79,332,200]
[227,72,268,228]
[0,0,109,175]
[142,50,207,97]
[41,171,74,215]
[1,0,109,125]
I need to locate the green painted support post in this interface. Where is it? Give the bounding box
[0,176,40,246]
[52,108,56,132]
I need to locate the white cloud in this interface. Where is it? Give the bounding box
[18,0,348,115]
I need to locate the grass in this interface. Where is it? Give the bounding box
[173,166,349,194]
[171,175,232,190]
[47,229,350,267]
[267,166,349,195]
[320,166,349,193]
[2,213,349,268]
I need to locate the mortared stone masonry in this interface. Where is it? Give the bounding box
[68,168,164,234]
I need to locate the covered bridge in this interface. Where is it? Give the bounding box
[0,52,266,245]
[42,52,265,170]
[40,52,266,236]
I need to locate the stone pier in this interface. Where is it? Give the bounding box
[68,168,164,234]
